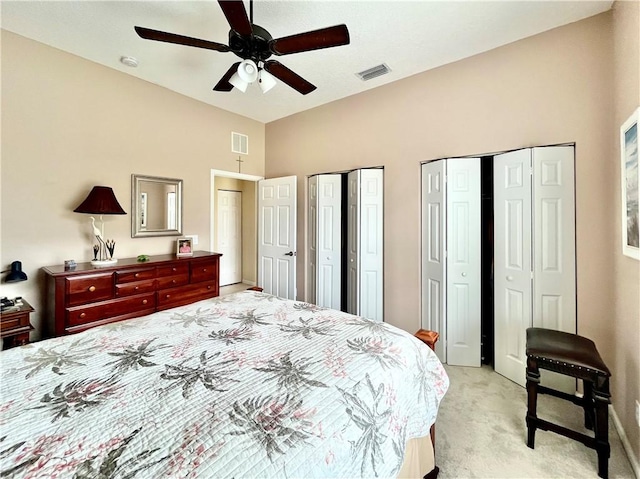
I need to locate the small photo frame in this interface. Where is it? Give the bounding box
[176,237,193,257]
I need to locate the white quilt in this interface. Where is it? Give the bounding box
[0,291,448,478]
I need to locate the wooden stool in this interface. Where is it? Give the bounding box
[415,329,439,352]
[525,327,611,479]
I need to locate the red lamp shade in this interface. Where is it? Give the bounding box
[74,186,126,215]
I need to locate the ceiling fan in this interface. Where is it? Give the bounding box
[134,0,350,95]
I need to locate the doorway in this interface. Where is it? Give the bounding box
[210,170,262,288]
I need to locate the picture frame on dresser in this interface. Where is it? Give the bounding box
[176,237,193,257]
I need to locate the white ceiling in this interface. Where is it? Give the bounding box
[1,1,612,123]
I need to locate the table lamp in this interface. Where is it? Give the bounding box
[74,186,126,266]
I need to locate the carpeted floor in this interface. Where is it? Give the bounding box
[436,365,635,478]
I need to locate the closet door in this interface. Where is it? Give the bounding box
[532,146,576,393]
[494,149,533,387]
[446,159,481,366]
[347,169,384,322]
[308,176,318,305]
[346,170,360,316]
[421,160,447,362]
[316,174,342,309]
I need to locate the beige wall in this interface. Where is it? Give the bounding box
[1,31,265,337]
[612,0,640,465]
[266,10,638,464]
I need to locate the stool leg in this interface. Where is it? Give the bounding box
[525,357,540,449]
[594,378,611,479]
[583,380,594,430]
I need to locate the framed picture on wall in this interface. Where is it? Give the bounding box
[621,107,639,260]
[176,237,193,257]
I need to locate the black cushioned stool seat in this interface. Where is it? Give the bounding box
[525,327,611,479]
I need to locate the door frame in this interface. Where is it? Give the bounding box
[210,169,263,285]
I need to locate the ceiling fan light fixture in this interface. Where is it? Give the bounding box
[229,72,249,92]
[258,69,277,93]
[237,59,258,83]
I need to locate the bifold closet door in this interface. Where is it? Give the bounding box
[494,149,533,387]
[347,169,384,322]
[446,159,482,367]
[307,174,342,309]
[494,146,576,391]
[421,160,447,362]
[421,159,481,366]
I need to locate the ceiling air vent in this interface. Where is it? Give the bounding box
[231,132,248,155]
[356,63,391,81]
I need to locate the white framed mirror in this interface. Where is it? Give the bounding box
[131,174,183,237]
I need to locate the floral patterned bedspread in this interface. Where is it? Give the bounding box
[0,291,448,478]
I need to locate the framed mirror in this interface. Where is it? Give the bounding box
[131,174,183,237]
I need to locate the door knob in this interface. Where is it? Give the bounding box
[461,272,467,277]
[507,276,514,281]
[284,251,294,257]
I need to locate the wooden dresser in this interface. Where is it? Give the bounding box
[42,251,221,337]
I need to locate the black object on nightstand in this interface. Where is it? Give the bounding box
[1,299,34,349]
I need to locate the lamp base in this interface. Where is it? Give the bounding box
[91,258,117,267]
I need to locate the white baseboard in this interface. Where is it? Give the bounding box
[242,279,256,286]
[611,405,640,478]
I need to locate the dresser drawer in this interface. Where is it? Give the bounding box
[190,260,218,283]
[156,274,189,290]
[157,281,218,309]
[115,280,156,297]
[115,267,156,284]
[66,273,114,306]
[157,264,189,277]
[66,293,156,327]
[1,312,30,332]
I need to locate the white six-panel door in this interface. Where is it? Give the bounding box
[347,169,384,322]
[494,146,576,390]
[218,190,242,286]
[532,146,576,392]
[347,171,360,316]
[308,174,342,309]
[421,160,447,362]
[258,176,297,299]
[446,159,482,366]
[308,176,318,305]
[494,149,533,386]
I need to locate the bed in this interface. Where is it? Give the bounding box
[0,290,448,478]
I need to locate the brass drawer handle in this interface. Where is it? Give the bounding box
[88,286,96,292]
[172,280,176,284]
[165,294,170,299]
[79,312,86,319]
[134,273,140,278]
[207,285,211,290]
[172,267,177,272]
[203,268,207,272]
[134,286,139,291]
[142,299,148,305]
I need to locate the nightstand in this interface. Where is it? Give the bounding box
[1,299,34,349]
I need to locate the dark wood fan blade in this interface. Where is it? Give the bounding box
[213,62,241,91]
[264,60,316,95]
[218,0,252,36]
[135,26,230,52]
[270,24,349,55]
